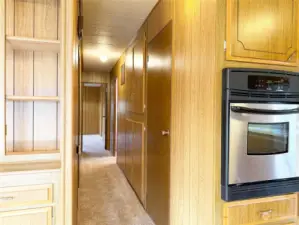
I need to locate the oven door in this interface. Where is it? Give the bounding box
[229,103,299,185]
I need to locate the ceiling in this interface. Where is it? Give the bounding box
[82,0,158,72]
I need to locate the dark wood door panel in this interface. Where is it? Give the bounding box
[146,22,172,225]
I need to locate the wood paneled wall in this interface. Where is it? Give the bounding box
[111,0,223,224]
[110,24,147,204]
[112,0,299,223]
[82,71,110,83]
[111,55,126,170]
[171,0,221,224]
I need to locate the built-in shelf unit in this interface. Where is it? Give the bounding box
[0,0,63,162]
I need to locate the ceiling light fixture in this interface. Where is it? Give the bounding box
[100,55,108,62]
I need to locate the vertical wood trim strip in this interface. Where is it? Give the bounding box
[296,0,299,64]
[60,0,66,224]
[226,0,233,60]
[0,0,6,157]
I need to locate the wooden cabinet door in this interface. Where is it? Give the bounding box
[131,35,145,114]
[125,119,134,183]
[0,207,52,225]
[227,0,299,66]
[147,22,172,225]
[125,119,144,203]
[125,48,134,113]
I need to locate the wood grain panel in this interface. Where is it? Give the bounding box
[14,51,34,96]
[5,49,13,96]
[34,52,58,96]
[82,72,110,83]
[99,86,106,137]
[171,0,220,225]
[147,22,172,225]
[126,119,144,202]
[132,34,145,114]
[15,0,34,37]
[34,0,58,39]
[227,0,299,66]
[57,0,61,40]
[82,86,100,135]
[131,121,144,204]
[109,77,117,155]
[5,102,13,153]
[64,0,79,224]
[125,47,134,113]
[6,37,60,52]
[147,0,172,43]
[0,0,4,156]
[13,101,34,152]
[111,55,126,172]
[34,102,57,151]
[125,120,133,183]
[5,0,14,35]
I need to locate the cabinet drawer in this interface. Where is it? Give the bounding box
[0,184,52,208]
[0,207,52,225]
[223,194,297,225]
[223,219,297,225]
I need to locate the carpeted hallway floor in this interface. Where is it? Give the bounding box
[78,137,154,225]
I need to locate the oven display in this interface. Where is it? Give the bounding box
[248,75,290,91]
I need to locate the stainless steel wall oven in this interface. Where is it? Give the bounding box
[221,68,299,201]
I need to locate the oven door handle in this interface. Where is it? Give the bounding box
[231,106,299,115]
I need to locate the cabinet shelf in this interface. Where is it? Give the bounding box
[6,150,59,156]
[6,36,60,53]
[6,96,60,101]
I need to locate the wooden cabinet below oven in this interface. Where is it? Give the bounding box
[223,194,298,225]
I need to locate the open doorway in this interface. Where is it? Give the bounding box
[81,82,111,157]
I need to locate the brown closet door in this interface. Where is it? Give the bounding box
[146,22,172,225]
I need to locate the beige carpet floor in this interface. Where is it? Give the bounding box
[78,144,154,225]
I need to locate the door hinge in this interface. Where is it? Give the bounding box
[224,40,227,51]
[5,125,7,136]
[147,55,149,63]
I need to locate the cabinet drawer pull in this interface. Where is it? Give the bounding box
[0,196,15,201]
[259,209,272,220]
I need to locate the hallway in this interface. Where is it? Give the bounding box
[78,139,154,225]
[82,135,111,157]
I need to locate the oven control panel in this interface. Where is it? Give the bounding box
[248,75,290,91]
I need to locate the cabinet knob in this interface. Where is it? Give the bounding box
[259,209,272,221]
[161,130,170,136]
[0,196,15,201]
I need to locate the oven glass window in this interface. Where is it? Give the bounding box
[247,122,289,155]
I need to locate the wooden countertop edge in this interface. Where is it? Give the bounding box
[0,161,61,173]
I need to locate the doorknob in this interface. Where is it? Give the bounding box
[161,130,170,136]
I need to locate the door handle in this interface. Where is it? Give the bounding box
[161,130,170,136]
